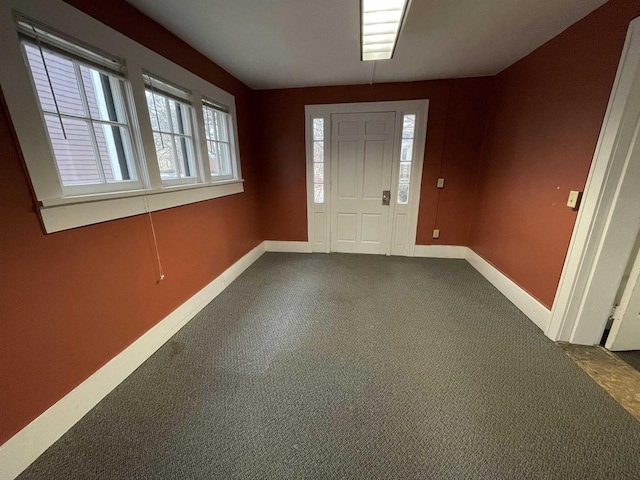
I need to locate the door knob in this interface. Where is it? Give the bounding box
[382,190,390,206]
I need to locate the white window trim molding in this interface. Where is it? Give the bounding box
[40,180,244,233]
[0,0,243,234]
[304,100,428,256]
[547,17,640,344]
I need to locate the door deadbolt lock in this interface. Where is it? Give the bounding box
[382,190,390,206]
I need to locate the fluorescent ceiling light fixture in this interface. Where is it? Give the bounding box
[361,0,410,61]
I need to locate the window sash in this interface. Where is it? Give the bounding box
[202,103,235,179]
[22,39,142,193]
[146,88,198,184]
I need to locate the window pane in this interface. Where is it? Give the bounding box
[401,139,414,162]
[398,183,409,204]
[93,123,134,182]
[81,66,126,123]
[313,141,324,163]
[217,142,232,176]
[399,162,411,184]
[203,106,229,142]
[314,184,324,203]
[214,111,229,142]
[175,136,192,177]
[313,118,324,141]
[208,141,231,176]
[170,101,191,136]
[154,132,177,179]
[25,44,84,117]
[314,163,324,184]
[207,140,221,175]
[402,114,416,139]
[146,91,170,132]
[45,115,101,185]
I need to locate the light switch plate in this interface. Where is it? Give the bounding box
[437,178,445,189]
[433,229,440,239]
[567,190,582,209]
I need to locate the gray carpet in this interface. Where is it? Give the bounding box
[19,253,640,479]
[617,351,640,373]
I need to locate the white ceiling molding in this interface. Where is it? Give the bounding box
[125,0,607,90]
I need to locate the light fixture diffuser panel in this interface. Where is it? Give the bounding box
[360,0,409,61]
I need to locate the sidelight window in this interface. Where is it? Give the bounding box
[312,118,325,203]
[397,114,415,204]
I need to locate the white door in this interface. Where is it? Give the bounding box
[330,112,395,254]
[606,240,640,351]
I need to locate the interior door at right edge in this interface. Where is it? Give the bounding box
[330,112,396,254]
[606,236,640,351]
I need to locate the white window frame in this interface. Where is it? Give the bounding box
[144,73,202,187]
[201,98,238,182]
[20,39,146,196]
[0,0,244,233]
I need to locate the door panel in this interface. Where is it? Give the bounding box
[330,112,395,254]
[606,239,640,351]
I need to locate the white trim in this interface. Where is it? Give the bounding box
[413,245,467,259]
[264,241,313,253]
[40,181,244,233]
[465,249,552,332]
[547,17,640,344]
[0,242,266,480]
[304,100,428,257]
[0,0,244,233]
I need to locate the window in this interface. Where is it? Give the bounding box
[312,118,325,203]
[4,8,244,233]
[202,99,233,179]
[397,114,415,204]
[20,21,140,194]
[144,74,197,185]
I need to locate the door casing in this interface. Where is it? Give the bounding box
[305,100,429,256]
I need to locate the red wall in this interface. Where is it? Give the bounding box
[255,78,494,246]
[469,0,640,308]
[0,1,261,444]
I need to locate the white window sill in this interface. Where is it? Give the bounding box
[39,179,244,233]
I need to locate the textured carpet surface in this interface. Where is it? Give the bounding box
[617,351,640,373]
[19,253,640,479]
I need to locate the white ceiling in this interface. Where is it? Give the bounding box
[125,0,607,90]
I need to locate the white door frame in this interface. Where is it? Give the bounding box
[547,17,640,344]
[304,100,429,255]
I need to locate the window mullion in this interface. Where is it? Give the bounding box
[193,91,210,183]
[74,62,107,184]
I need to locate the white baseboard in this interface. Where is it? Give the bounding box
[1,240,553,479]
[465,248,551,332]
[0,241,267,480]
[264,241,312,253]
[413,245,467,258]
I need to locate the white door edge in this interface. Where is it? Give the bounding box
[547,16,640,344]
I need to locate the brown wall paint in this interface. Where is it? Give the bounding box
[3,0,639,450]
[255,77,494,246]
[469,0,640,308]
[0,1,261,444]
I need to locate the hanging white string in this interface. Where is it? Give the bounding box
[144,198,165,281]
[32,25,67,139]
